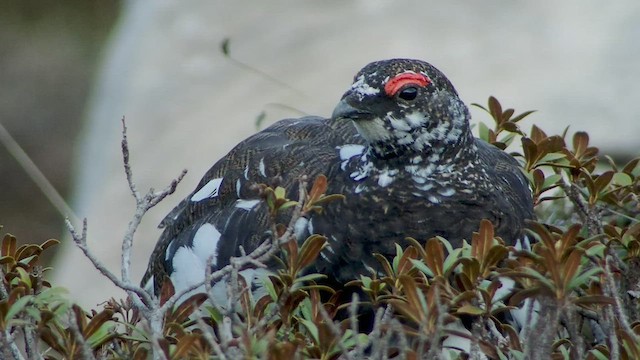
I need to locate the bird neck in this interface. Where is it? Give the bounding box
[368,118,476,170]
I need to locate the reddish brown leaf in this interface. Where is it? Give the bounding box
[297,235,327,270]
[171,293,208,324]
[561,249,583,293]
[308,175,328,202]
[173,334,198,359]
[1,234,16,257]
[160,276,175,307]
[83,309,114,339]
[424,237,445,277]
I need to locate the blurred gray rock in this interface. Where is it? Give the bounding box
[54,0,640,308]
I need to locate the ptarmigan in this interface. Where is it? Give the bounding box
[141,59,534,301]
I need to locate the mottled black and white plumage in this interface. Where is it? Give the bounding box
[141,59,534,300]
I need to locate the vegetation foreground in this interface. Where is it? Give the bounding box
[1,97,639,359]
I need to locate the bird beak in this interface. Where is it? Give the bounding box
[332,98,372,121]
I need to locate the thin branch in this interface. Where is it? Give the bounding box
[0,267,26,360]
[66,218,154,307]
[161,176,311,313]
[604,255,639,343]
[0,121,80,225]
[348,293,367,358]
[523,296,560,360]
[560,178,603,236]
[68,310,96,360]
[120,117,187,285]
[20,321,42,360]
[194,316,226,360]
[0,266,9,300]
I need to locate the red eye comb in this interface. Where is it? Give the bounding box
[384,72,431,96]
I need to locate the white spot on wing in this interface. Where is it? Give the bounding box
[319,251,332,263]
[294,217,309,240]
[170,223,220,297]
[259,158,266,177]
[338,144,365,161]
[165,240,175,261]
[438,188,455,197]
[355,183,368,193]
[236,179,241,197]
[307,218,314,234]
[208,268,274,308]
[377,169,398,187]
[235,199,260,210]
[191,178,223,201]
[192,224,220,266]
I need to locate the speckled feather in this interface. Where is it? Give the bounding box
[141,59,534,295]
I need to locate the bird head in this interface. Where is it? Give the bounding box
[333,59,473,161]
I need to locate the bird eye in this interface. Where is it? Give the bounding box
[398,86,418,101]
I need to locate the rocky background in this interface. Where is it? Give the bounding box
[1,1,638,308]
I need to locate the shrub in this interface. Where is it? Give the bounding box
[1,97,639,359]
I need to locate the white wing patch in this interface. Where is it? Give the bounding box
[192,223,220,265]
[207,267,274,308]
[191,178,224,201]
[294,217,309,240]
[235,199,260,210]
[338,144,365,161]
[377,168,398,187]
[170,223,220,296]
[259,158,267,177]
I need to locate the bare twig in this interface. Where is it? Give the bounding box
[0,266,26,360]
[195,316,227,360]
[21,321,42,360]
[561,308,584,360]
[426,286,446,359]
[523,296,560,360]
[66,218,154,307]
[0,121,79,225]
[68,310,96,360]
[367,307,386,359]
[120,118,187,286]
[560,179,603,236]
[348,293,368,358]
[1,329,25,360]
[603,255,639,349]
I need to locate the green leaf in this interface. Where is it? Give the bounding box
[297,234,327,269]
[297,318,319,343]
[274,186,286,199]
[457,304,485,316]
[478,122,490,142]
[410,259,434,277]
[587,349,610,360]
[510,110,536,123]
[568,266,603,290]
[5,295,32,324]
[294,273,327,284]
[612,172,633,187]
[263,277,278,301]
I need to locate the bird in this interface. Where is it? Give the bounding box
[141,58,534,303]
